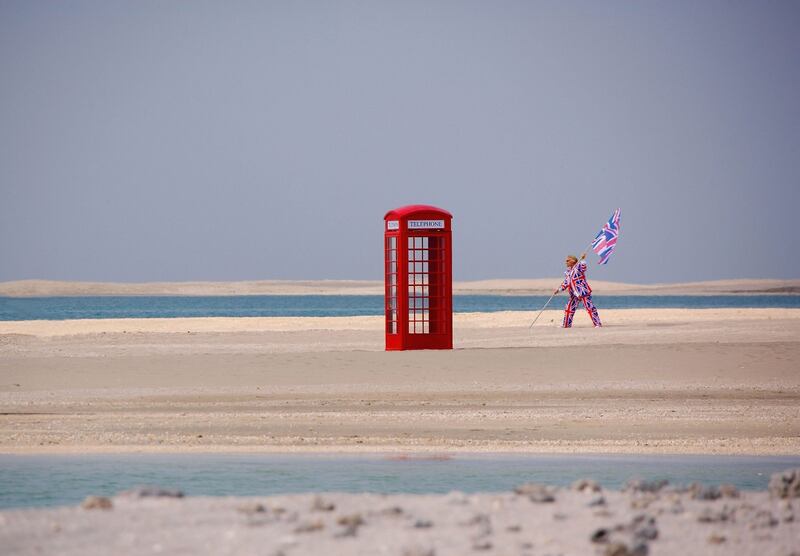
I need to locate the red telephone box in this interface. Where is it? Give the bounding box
[384,205,453,351]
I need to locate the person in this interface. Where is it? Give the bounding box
[554,253,602,328]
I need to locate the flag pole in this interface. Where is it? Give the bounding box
[529,289,558,329]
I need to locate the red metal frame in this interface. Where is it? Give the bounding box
[384,205,453,351]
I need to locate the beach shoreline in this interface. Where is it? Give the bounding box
[2,278,799,297]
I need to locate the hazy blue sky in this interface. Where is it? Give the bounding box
[1,1,798,284]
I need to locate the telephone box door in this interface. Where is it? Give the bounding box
[384,205,453,351]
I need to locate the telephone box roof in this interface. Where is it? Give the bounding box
[384,205,452,220]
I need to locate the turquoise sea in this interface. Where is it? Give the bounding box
[1,454,799,510]
[1,294,799,321]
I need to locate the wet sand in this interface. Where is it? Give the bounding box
[1,308,798,455]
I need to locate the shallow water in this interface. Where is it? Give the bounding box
[1,294,798,321]
[1,453,798,510]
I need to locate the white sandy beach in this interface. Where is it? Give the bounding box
[1,298,798,456]
[2,473,800,556]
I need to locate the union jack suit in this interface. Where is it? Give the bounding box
[559,261,602,327]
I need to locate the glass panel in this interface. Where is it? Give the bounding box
[389,237,396,249]
[423,322,429,334]
[390,249,397,262]
[408,237,414,248]
[390,275,396,286]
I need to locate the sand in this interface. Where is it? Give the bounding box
[1,308,799,455]
[2,478,799,556]
[2,277,799,296]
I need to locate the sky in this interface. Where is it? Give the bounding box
[1,1,798,284]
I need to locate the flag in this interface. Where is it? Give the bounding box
[591,208,621,265]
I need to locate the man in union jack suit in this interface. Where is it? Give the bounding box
[555,253,602,328]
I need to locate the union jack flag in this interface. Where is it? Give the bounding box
[592,208,621,265]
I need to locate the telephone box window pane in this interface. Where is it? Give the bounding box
[408,238,414,249]
[390,237,396,249]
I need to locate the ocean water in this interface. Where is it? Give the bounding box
[1,453,798,510]
[1,294,798,321]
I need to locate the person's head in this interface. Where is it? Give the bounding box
[565,255,578,268]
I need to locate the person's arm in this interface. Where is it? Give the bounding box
[578,253,588,272]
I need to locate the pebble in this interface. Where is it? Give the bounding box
[81,496,113,510]
[311,495,335,512]
[591,528,611,543]
[707,533,726,544]
[603,540,649,556]
[603,541,632,556]
[293,519,324,534]
[119,486,184,499]
[697,507,732,523]
[588,495,607,507]
[634,523,658,541]
[336,513,364,537]
[461,513,492,538]
[402,547,435,556]
[337,513,364,527]
[572,478,602,492]
[514,483,555,503]
[414,519,433,528]
[768,468,800,499]
[236,502,266,515]
[750,510,778,529]
[719,484,740,498]
[690,484,722,501]
[472,539,493,551]
[624,479,668,493]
